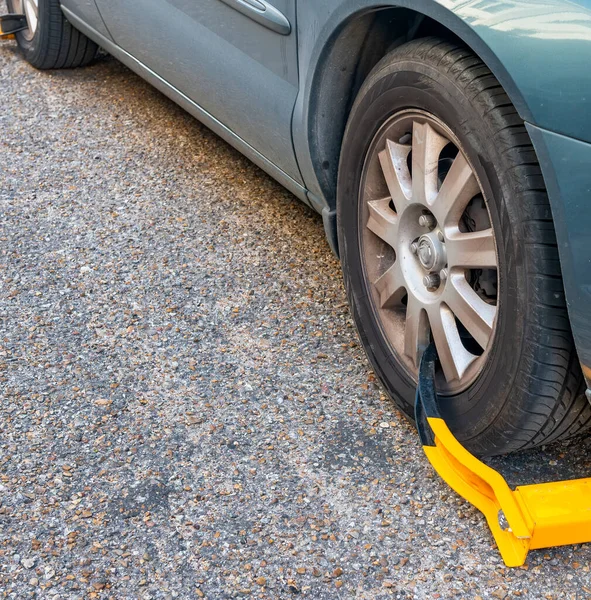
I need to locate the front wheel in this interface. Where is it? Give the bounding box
[7,0,97,69]
[337,38,591,456]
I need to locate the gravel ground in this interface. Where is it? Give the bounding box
[2,28,591,600]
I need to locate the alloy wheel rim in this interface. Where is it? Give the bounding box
[360,110,499,394]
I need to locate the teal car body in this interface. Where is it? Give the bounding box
[60,0,591,386]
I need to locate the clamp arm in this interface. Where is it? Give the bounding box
[0,13,27,39]
[415,343,591,567]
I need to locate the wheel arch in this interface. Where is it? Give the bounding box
[298,1,533,219]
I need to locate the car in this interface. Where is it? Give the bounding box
[5,0,591,456]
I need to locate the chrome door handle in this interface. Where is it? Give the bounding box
[218,0,291,35]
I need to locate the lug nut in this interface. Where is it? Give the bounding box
[410,241,418,254]
[423,273,441,290]
[437,230,445,242]
[419,214,436,229]
[440,268,448,282]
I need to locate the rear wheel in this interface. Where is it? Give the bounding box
[7,0,97,69]
[337,38,591,456]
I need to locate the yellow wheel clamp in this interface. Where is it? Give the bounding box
[0,13,27,39]
[415,343,591,567]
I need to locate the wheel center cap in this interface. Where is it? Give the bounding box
[417,233,445,272]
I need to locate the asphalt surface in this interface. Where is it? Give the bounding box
[2,27,591,600]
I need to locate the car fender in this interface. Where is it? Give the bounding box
[293,0,591,209]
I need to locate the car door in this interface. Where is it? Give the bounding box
[93,0,302,183]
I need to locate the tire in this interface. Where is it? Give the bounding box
[337,37,591,456]
[6,0,97,69]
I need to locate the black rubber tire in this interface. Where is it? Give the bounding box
[6,0,97,69]
[337,37,591,456]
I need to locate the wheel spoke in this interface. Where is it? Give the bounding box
[411,122,448,206]
[428,304,478,382]
[404,295,429,367]
[367,197,399,249]
[373,261,405,308]
[445,273,496,350]
[378,139,411,213]
[446,228,497,269]
[432,151,480,226]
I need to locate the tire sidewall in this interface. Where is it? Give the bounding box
[337,56,526,448]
